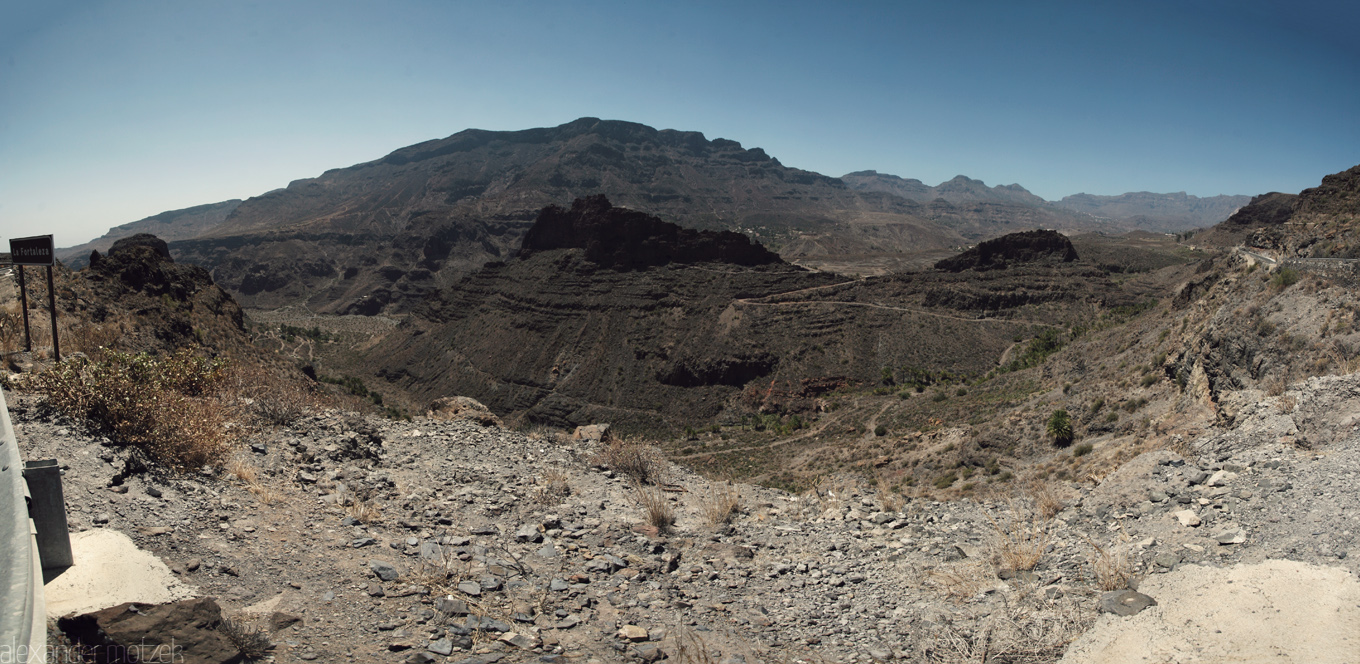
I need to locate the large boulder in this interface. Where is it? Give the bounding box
[56,597,245,664]
[426,396,503,427]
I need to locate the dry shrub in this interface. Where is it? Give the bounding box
[635,482,675,534]
[346,499,381,524]
[219,613,272,660]
[928,560,993,603]
[534,468,572,504]
[877,474,905,512]
[1276,394,1297,414]
[60,319,126,357]
[1264,375,1288,397]
[247,484,283,505]
[37,349,237,470]
[917,593,1092,664]
[1027,481,1066,520]
[700,480,742,526]
[987,496,1052,574]
[0,303,21,355]
[594,437,666,485]
[227,363,324,426]
[225,456,258,484]
[1085,536,1132,591]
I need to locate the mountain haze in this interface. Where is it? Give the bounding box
[57,199,242,269]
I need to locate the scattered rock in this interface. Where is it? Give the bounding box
[1099,590,1157,616]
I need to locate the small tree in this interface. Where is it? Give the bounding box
[1047,409,1074,447]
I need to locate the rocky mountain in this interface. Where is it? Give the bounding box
[1198,164,1360,257]
[346,199,1147,432]
[1195,192,1298,248]
[843,171,1049,207]
[164,118,966,314]
[57,200,242,269]
[1054,191,1251,232]
[934,229,1078,272]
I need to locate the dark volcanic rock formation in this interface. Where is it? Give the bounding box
[518,195,784,269]
[78,233,248,352]
[934,229,1078,272]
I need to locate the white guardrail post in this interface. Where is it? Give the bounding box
[0,386,46,663]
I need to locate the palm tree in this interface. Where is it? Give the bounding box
[1047,409,1074,447]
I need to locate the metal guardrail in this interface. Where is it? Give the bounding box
[0,386,45,660]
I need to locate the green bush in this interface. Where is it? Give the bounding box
[1046,409,1074,447]
[1073,442,1094,457]
[934,472,958,489]
[932,392,948,402]
[1270,267,1300,290]
[874,425,887,436]
[1140,374,1158,388]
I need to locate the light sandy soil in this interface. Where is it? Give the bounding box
[1061,559,1360,664]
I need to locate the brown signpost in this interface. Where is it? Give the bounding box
[8,235,58,361]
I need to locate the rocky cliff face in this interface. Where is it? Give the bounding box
[934,229,1078,272]
[1198,164,1360,258]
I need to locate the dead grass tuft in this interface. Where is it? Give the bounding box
[1028,481,1066,520]
[635,482,676,534]
[916,593,1093,664]
[928,560,993,603]
[700,480,742,526]
[225,455,258,484]
[533,468,572,504]
[594,436,667,485]
[345,498,381,524]
[987,493,1053,574]
[1084,535,1132,591]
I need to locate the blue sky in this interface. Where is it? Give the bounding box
[1,0,1357,247]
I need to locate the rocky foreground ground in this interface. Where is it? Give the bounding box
[10,373,1360,663]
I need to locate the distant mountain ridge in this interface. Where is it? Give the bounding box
[58,200,242,269]
[57,118,1252,313]
[1054,191,1251,230]
[842,171,1049,207]
[843,170,1249,233]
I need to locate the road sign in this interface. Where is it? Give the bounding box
[4,235,59,359]
[9,236,54,266]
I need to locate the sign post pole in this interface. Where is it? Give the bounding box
[45,266,59,361]
[17,266,31,353]
[8,236,55,358]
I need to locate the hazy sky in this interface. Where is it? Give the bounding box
[2,0,1357,247]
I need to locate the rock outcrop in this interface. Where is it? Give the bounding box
[518,195,784,269]
[425,396,503,428]
[934,229,1078,272]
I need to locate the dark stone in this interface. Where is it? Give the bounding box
[1099,589,1157,616]
[269,611,303,631]
[56,597,244,664]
